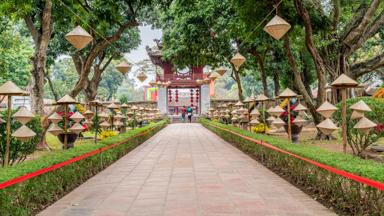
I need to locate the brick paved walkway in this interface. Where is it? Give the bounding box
[39,123,335,216]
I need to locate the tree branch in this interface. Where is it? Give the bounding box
[342,0,380,47]
[350,52,384,79]
[24,16,39,43]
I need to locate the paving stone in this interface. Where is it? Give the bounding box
[39,124,335,216]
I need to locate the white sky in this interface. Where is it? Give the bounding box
[125,25,162,64]
[123,25,162,87]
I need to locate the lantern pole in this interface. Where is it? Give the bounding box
[94,105,99,144]
[341,88,347,153]
[4,96,12,166]
[63,105,68,150]
[287,98,292,142]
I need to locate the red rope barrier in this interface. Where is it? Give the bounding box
[0,125,160,190]
[207,123,384,191]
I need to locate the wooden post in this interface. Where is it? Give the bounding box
[4,96,12,166]
[63,105,68,150]
[341,88,347,153]
[94,106,98,144]
[261,101,265,124]
[287,99,292,142]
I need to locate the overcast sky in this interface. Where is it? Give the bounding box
[125,25,162,64]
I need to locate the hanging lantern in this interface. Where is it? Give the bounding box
[48,112,63,124]
[70,112,85,123]
[47,124,64,136]
[316,101,337,118]
[12,125,36,142]
[353,117,377,134]
[230,52,246,71]
[65,26,93,50]
[316,118,338,135]
[70,123,84,134]
[137,71,148,82]
[115,62,132,74]
[272,117,286,128]
[216,67,226,76]
[13,107,34,125]
[263,15,291,40]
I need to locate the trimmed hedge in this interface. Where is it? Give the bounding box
[0,120,167,215]
[200,119,384,216]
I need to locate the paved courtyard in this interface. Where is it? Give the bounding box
[39,123,335,216]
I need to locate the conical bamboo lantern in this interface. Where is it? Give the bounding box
[267,116,276,123]
[350,110,364,120]
[114,113,124,120]
[293,116,306,127]
[230,52,246,71]
[137,72,148,82]
[98,112,109,120]
[293,103,307,112]
[234,101,244,107]
[353,117,377,134]
[225,114,230,119]
[84,119,93,126]
[209,72,221,81]
[250,109,260,117]
[249,119,260,125]
[216,67,226,76]
[255,94,269,101]
[65,26,93,50]
[12,125,36,142]
[69,123,84,134]
[70,112,85,123]
[114,120,123,127]
[279,88,297,98]
[263,15,291,40]
[231,110,238,115]
[115,62,132,74]
[238,107,248,114]
[316,101,337,118]
[83,110,94,119]
[231,116,238,122]
[269,105,285,117]
[13,107,34,125]
[57,94,77,104]
[350,100,372,112]
[316,118,338,135]
[100,121,111,129]
[0,81,27,95]
[47,124,64,136]
[331,74,358,88]
[48,112,63,124]
[272,117,286,128]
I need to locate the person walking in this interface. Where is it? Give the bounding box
[187,106,193,123]
[180,106,187,123]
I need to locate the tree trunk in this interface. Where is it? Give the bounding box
[273,70,280,97]
[250,48,270,97]
[231,66,244,101]
[24,0,53,150]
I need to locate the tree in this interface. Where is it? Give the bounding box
[0,19,33,88]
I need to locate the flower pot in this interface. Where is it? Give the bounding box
[57,133,79,149]
[284,124,303,143]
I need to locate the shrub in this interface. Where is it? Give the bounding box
[0,110,43,166]
[333,97,384,156]
[200,119,384,215]
[0,120,167,215]
[98,130,118,139]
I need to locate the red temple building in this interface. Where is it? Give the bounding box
[146,41,210,116]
